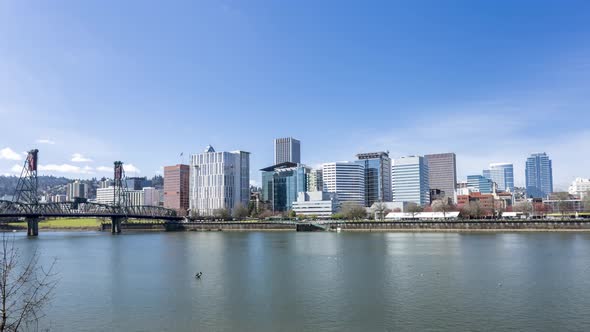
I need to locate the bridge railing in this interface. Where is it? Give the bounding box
[0,200,177,218]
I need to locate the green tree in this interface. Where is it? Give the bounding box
[288,210,297,219]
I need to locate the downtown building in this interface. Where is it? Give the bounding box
[164,164,190,216]
[66,180,88,201]
[261,162,310,212]
[322,162,365,206]
[424,153,457,203]
[307,168,323,192]
[274,137,301,164]
[525,152,553,198]
[189,145,250,216]
[355,151,392,206]
[483,163,514,192]
[569,178,590,199]
[391,156,430,206]
[466,175,494,194]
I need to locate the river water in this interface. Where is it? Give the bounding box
[12,231,590,331]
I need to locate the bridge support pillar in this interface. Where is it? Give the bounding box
[26,217,39,236]
[111,216,125,234]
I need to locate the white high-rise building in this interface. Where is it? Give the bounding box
[307,169,323,192]
[569,178,590,199]
[321,162,364,206]
[190,145,250,216]
[392,156,430,206]
[274,137,300,164]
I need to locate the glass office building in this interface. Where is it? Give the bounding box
[526,152,553,198]
[483,163,514,192]
[355,152,392,207]
[391,156,430,206]
[261,162,309,212]
[467,175,494,194]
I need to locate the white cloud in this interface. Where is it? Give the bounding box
[38,164,94,174]
[124,164,141,174]
[0,147,22,161]
[10,164,22,173]
[36,139,55,145]
[71,153,93,162]
[96,166,111,172]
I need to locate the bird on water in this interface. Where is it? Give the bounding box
[195,272,203,279]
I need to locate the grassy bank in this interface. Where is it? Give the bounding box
[10,217,166,229]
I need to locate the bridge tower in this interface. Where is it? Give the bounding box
[13,149,40,236]
[14,149,39,204]
[111,161,128,233]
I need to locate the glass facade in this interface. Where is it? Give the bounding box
[483,163,514,192]
[355,152,392,206]
[467,175,493,194]
[391,156,430,206]
[526,153,553,198]
[261,163,309,212]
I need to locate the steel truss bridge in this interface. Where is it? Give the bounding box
[1,149,180,236]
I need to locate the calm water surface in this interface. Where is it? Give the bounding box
[14,231,590,331]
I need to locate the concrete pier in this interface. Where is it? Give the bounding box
[26,217,39,236]
[111,216,126,233]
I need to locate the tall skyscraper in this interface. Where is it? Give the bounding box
[526,152,553,198]
[355,151,392,206]
[261,162,309,212]
[190,145,250,216]
[424,153,457,202]
[322,162,365,206]
[483,163,514,192]
[274,137,301,164]
[391,156,430,206]
[164,164,190,216]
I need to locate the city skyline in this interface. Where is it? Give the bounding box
[1,1,589,189]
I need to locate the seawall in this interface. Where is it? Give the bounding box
[96,220,590,233]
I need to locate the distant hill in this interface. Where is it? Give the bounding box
[0,175,71,198]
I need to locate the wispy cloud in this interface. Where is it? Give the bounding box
[71,153,93,162]
[0,147,22,161]
[124,164,141,174]
[96,166,111,172]
[38,164,93,174]
[36,139,55,145]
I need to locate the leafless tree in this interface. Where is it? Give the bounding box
[513,201,533,218]
[406,203,423,219]
[341,202,367,220]
[0,234,58,332]
[584,191,590,212]
[213,208,231,221]
[372,202,390,222]
[431,199,453,219]
[231,204,249,221]
[555,192,571,220]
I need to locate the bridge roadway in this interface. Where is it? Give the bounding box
[0,200,181,236]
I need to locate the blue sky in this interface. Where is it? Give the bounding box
[1,0,589,190]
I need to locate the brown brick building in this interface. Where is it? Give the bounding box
[164,164,190,216]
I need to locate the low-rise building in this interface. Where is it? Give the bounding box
[569,178,590,199]
[292,191,339,218]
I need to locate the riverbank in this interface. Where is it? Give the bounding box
[4,219,590,233]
